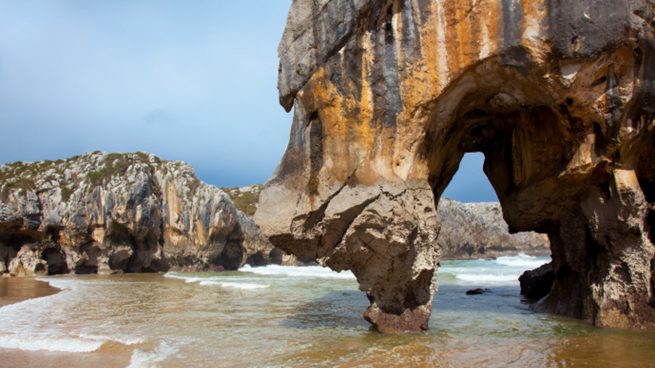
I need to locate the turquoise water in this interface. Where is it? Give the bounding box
[0,254,654,367]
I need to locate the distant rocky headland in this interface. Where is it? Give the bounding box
[437,198,548,259]
[0,152,284,276]
[0,152,546,277]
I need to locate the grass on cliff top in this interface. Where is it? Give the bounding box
[0,177,36,201]
[86,156,131,186]
[0,162,42,201]
[85,152,158,187]
[0,151,180,201]
[223,185,262,216]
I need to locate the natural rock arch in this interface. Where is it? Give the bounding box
[256,0,655,333]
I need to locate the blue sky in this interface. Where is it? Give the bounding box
[0,0,497,202]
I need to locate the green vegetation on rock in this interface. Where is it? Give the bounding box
[223,185,262,216]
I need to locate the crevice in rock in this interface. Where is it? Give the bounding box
[42,243,68,275]
[246,251,267,267]
[75,243,100,275]
[321,193,381,262]
[298,177,352,231]
[210,223,244,271]
[307,112,323,195]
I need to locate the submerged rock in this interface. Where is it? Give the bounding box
[0,152,283,275]
[465,288,491,296]
[259,0,655,332]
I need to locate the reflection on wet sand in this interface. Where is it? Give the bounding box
[0,277,59,307]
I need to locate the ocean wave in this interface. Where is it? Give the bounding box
[164,273,270,290]
[495,253,549,269]
[0,331,147,353]
[455,273,520,283]
[197,281,269,290]
[163,273,204,283]
[79,332,146,346]
[240,265,356,280]
[0,335,105,353]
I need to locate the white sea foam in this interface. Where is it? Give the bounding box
[198,281,269,290]
[163,273,204,283]
[164,273,270,290]
[36,277,81,290]
[0,335,105,353]
[79,332,146,346]
[438,254,550,285]
[127,341,178,368]
[455,273,521,283]
[495,253,549,269]
[240,264,356,280]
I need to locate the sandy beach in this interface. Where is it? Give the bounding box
[0,346,131,368]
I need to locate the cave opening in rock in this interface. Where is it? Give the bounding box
[208,224,245,271]
[422,83,576,317]
[438,147,552,286]
[442,153,498,203]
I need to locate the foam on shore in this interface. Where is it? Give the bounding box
[240,264,356,279]
[0,335,106,353]
[127,342,177,368]
[164,272,270,290]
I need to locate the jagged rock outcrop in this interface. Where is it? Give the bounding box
[258,0,655,332]
[437,198,548,258]
[0,152,280,276]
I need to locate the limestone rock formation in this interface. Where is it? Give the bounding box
[0,152,280,275]
[258,0,655,332]
[437,198,548,258]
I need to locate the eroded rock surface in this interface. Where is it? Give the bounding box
[258,0,655,332]
[0,152,281,275]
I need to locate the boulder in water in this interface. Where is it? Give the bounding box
[466,288,491,296]
[519,263,555,301]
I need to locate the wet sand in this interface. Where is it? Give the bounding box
[0,276,60,307]
[0,278,131,368]
[0,346,131,368]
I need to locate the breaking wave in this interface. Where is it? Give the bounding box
[240,264,356,279]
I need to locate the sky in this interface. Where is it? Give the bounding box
[0,0,497,202]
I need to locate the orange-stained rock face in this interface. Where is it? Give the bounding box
[257,0,655,332]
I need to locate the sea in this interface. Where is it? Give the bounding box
[1,254,654,367]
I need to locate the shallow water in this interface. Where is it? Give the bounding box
[1,254,654,367]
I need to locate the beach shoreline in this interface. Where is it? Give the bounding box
[0,276,61,308]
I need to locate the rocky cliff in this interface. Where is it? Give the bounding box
[437,198,548,259]
[257,0,655,332]
[0,152,279,276]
